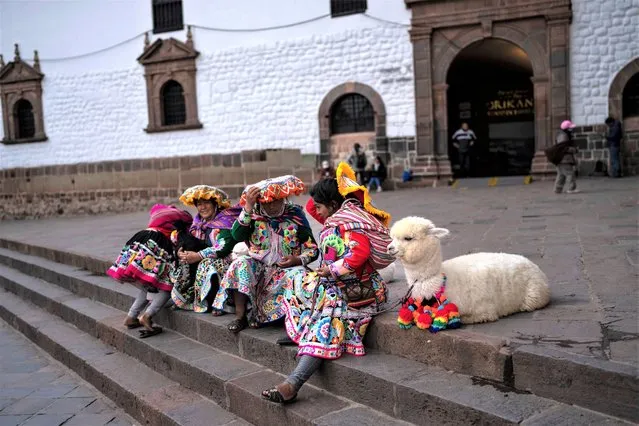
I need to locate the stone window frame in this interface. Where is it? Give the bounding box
[137,27,203,134]
[609,58,639,132]
[0,45,48,145]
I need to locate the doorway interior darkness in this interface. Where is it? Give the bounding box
[447,38,535,177]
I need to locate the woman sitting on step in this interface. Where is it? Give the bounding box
[170,185,242,313]
[262,163,390,403]
[212,175,319,333]
[107,204,194,338]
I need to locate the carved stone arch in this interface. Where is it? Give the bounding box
[0,45,47,144]
[318,82,386,140]
[609,57,639,128]
[138,29,202,133]
[318,82,387,167]
[433,23,547,85]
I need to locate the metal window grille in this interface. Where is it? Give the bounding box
[152,0,184,34]
[622,73,639,118]
[330,0,367,17]
[162,80,186,126]
[330,94,375,135]
[15,99,35,139]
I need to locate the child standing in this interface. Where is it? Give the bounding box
[107,204,193,338]
[554,120,579,194]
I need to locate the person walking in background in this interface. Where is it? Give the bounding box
[317,160,335,180]
[367,156,387,192]
[451,122,476,178]
[553,120,579,194]
[347,143,367,184]
[605,116,623,178]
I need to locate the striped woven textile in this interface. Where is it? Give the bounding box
[325,199,395,269]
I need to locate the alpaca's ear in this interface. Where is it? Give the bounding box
[430,227,450,240]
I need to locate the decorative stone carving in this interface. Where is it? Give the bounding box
[137,26,203,133]
[0,44,48,145]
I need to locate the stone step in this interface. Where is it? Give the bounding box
[0,253,634,425]
[0,266,410,426]
[0,289,251,426]
[0,241,513,385]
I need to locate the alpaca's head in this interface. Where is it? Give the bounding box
[388,217,450,266]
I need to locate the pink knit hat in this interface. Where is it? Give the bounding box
[560,120,576,130]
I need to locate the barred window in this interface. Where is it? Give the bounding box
[161,80,186,126]
[623,73,639,118]
[14,99,35,139]
[330,94,374,135]
[331,0,367,17]
[152,0,184,34]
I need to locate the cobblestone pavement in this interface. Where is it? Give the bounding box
[0,319,138,426]
[0,177,637,366]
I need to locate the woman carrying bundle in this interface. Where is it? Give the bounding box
[262,163,394,403]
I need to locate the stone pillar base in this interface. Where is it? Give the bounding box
[530,151,556,179]
[393,155,453,188]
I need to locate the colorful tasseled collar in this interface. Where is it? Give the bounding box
[397,273,462,333]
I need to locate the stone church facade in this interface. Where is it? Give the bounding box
[0,0,637,219]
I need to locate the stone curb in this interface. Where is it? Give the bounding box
[513,345,639,423]
[0,289,251,426]
[0,257,583,426]
[0,238,511,383]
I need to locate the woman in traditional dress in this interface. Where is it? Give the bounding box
[213,175,319,333]
[107,204,193,338]
[171,185,242,313]
[262,163,391,403]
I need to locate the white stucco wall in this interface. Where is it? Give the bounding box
[570,0,639,125]
[0,0,415,169]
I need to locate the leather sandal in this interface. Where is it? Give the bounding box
[228,317,248,333]
[261,388,297,404]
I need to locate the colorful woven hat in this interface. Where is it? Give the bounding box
[239,175,305,206]
[179,185,232,209]
[336,162,391,227]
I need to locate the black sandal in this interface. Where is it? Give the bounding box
[228,317,248,333]
[261,388,297,404]
[139,326,163,338]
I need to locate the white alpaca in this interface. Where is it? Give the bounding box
[388,216,550,324]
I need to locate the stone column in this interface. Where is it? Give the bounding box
[410,27,434,156]
[547,15,571,132]
[530,76,553,175]
[433,83,449,156]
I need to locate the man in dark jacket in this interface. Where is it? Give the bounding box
[605,117,622,178]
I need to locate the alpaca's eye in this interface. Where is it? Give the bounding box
[404,237,413,241]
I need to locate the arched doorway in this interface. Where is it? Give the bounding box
[446,38,536,177]
[318,82,386,167]
[622,72,639,120]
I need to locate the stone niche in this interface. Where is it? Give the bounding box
[0,44,48,145]
[137,26,203,133]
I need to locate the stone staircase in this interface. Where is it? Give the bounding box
[0,242,636,425]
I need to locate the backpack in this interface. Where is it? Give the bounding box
[544,142,571,166]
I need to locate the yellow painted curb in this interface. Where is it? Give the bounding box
[488,177,498,187]
[524,175,533,185]
[452,180,459,188]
